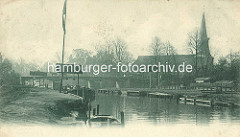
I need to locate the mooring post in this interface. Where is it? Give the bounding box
[194,98,196,105]
[120,111,125,127]
[210,98,214,107]
[176,95,179,104]
[97,104,100,115]
[43,78,45,88]
[88,99,91,119]
[93,108,96,116]
[88,103,91,119]
[76,74,79,96]
[184,97,187,104]
[82,87,85,99]
[20,77,22,85]
[32,77,35,87]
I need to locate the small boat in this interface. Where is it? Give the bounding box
[87,115,121,127]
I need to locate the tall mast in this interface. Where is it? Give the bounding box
[60,0,67,92]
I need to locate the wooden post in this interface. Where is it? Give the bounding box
[194,98,196,105]
[77,74,79,96]
[149,72,152,89]
[120,111,125,126]
[176,95,179,104]
[107,119,110,126]
[88,104,91,119]
[93,108,96,116]
[100,80,102,89]
[184,97,187,104]
[97,104,100,115]
[20,77,22,85]
[43,78,45,88]
[82,87,85,99]
[210,98,214,107]
[33,77,35,87]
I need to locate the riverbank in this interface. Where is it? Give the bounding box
[0,86,88,125]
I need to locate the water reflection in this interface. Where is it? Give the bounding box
[91,93,240,126]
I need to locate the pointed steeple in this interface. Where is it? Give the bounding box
[200,13,208,40]
[199,12,210,56]
[197,12,214,76]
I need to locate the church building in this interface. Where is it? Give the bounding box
[134,13,214,87]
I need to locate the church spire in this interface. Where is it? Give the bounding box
[199,12,210,56]
[200,12,208,40]
[196,13,214,76]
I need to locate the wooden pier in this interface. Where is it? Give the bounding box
[148,92,172,98]
[97,89,122,95]
[95,88,240,109]
[178,96,240,108]
[127,90,140,96]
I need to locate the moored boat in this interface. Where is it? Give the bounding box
[87,115,121,127]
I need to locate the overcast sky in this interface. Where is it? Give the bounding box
[0,0,240,65]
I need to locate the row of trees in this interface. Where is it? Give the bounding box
[138,29,239,88]
[67,37,133,77]
[149,36,178,88]
[1,29,239,88]
[69,38,133,65]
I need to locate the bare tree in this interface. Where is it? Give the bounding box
[108,38,133,64]
[150,36,164,56]
[92,38,133,77]
[149,37,165,88]
[163,41,178,88]
[68,49,92,65]
[187,29,201,77]
[163,41,176,56]
[93,43,115,67]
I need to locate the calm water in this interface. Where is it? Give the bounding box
[91,93,240,126]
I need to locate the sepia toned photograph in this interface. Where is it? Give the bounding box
[0,0,240,137]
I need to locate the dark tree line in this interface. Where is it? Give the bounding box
[211,51,240,89]
[0,52,20,86]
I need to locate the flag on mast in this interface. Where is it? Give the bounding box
[60,0,67,92]
[62,0,67,34]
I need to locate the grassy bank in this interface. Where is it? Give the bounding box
[0,86,88,125]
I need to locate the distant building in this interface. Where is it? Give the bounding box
[135,13,213,77]
[133,13,214,88]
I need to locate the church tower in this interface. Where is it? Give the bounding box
[198,13,214,76]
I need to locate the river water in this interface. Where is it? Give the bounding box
[1,89,240,127]
[90,93,240,126]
